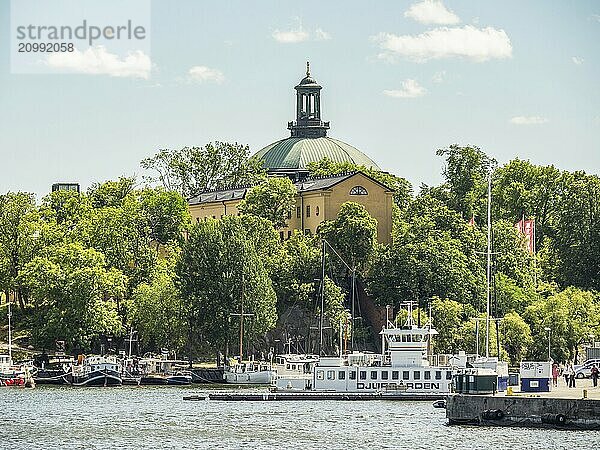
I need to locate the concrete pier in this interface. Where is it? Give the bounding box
[447,379,600,430]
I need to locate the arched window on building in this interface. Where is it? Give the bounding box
[315,206,320,216]
[350,186,368,196]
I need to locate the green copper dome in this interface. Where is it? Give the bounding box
[254,136,380,172]
[253,63,381,174]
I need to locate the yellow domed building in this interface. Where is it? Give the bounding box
[188,64,393,243]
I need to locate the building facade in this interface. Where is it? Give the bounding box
[188,64,393,243]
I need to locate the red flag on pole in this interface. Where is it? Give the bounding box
[515,218,535,253]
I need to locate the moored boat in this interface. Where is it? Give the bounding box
[224,360,276,385]
[68,355,122,387]
[138,356,193,386]
[274,303,453,395]
[1,355,36,388]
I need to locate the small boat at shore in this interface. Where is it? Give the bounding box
[67,355,122,387]
[137,356,192,386]
[1,355,36,388]
[224,360,276,385]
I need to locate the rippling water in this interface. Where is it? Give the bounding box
[1,386,598,449]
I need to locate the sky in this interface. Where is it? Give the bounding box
[0,0,599,200]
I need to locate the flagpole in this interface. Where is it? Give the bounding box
[533,217,537,287]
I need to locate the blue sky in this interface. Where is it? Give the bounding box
[0,0,599,199]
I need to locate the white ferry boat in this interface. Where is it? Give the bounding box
[275,308,453,395]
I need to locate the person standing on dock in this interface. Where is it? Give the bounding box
[592,365,599,388]
[567,364,576,388]
[552,363,559,387]
[563,364,570,386]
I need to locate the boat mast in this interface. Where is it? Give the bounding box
[318,239,326,356]
[230,272,254,362]
[485,171,492,358]
[240,273,245,361]
[7,295,12,364]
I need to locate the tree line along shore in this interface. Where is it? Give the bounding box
[1,143,598,366]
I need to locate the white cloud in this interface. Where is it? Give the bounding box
[372,25,512,62]
[383,79,427,98]
[272,19,331,43]
[46,46,151,79]
[404,0,460,25]
[188,66,224,83]
[272,26,310,43]
[509,116,548,125]
[432,70,446,83]
[591,14,600,22]
[572,56,584,65]
[315,28,331,41]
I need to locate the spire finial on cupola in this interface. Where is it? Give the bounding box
[306,61,310,77]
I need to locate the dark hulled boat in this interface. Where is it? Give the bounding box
[68,356,122,387]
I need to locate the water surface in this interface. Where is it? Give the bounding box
[1,386,598,449]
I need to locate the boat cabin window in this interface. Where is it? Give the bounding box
[370,371,377,380]
[381,371,388,380]
[286,364,291,369]
[359,371,367,380]
[446,371,452,380]
[402,371,409,380]
[327,370,335,380]
[412,335,422,342]
[435,371,442,380]
[349,371,356,380]
[424,371,431,380]
[316,370,324,380]
[392,371,399,380]
[338,371,345,380]
[414,371,421,380]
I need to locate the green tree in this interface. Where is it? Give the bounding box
[500,312,532,366]
[524,287,598,362]
[492,159,562,246]
[238,177,297,228]
[435,144,496,219]
[0,192,46,309]
[19,242,126,351]
[141,142,266,198]
[430,297,472,354]
[177,216,278,356]
[318,202,377,272]
[75,191,156,294]
[132,257,186,353]
[139,187,190,248]
[552,172,600,290]
[88,176,136,208]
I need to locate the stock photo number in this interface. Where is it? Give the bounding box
[18,42,75,52]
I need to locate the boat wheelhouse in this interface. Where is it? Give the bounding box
[273,354,319,391]
[224,360,275,385]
